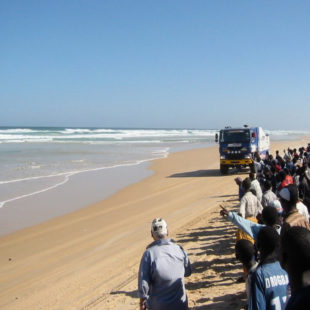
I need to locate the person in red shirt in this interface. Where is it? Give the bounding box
[277,170,294,192]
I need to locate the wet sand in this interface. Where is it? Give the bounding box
[0,162,153,236]
[0,137,308,310]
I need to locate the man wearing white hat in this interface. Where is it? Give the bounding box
[278,184,310,237]
[138,218,192,310]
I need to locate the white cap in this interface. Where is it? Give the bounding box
[279,187,290,201]
[269,200,283,214]
[151,218,168,236]
[279,184,299,204]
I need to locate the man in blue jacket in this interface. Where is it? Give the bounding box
[138,218,192,310]
[220,205,281,240]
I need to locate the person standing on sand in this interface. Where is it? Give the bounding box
[239,178,263,220]
[278,184,310,237]
[248,227,289,310]
[138,218,192,310]
[249,172,263,203]
[235,239,258,303]
[277,169,294,192]
[220,205,281,240]
[234,177,244,201]
[236,178,263,244]
[261,180,278,208]
[280,226,310,309]
[298,164,310,212]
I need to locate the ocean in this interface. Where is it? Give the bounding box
[0,127,309,235]
[0,127,218,186]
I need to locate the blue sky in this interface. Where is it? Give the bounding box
[1,1,310,130]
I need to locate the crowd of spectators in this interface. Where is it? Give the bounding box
[221,143,310,309]
[137,144,310,310]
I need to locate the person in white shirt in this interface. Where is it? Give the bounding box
[239,178,263,219]
[249,172,263,203]
[261,180,278,208]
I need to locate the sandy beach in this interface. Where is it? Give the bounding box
[0,137,309,310]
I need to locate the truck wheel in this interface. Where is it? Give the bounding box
[220,165,229,175]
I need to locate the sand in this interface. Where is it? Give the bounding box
[0,162,154,236]
[0,137,309,310]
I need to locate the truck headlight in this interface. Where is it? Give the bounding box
[220,155,226,159]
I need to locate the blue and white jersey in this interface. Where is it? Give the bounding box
[249,261,289,310]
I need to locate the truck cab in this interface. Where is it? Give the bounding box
[216,126,269,175]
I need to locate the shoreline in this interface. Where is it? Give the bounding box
[0,162,154,236]
[0,137,309,310]
[0,135,307,237]
[0,142,214,237]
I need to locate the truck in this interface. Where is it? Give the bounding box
[215,125,270,175]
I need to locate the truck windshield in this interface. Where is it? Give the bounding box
[220,130,250,143]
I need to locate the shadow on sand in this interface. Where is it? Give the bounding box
[175,217,247,309]
[110,290,138,298]
[168,167,251,178]
[168,169,221,178]
[193,291,247,310]
[110,218,246,309]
